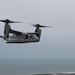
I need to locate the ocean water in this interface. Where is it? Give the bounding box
[0,59,75,75]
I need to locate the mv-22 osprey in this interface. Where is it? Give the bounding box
[0,19,54,43]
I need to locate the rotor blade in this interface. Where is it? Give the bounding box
[46,26,56,28]
[39,25,50,28]
[9,21,22,23]
[0,19,22,23]
[39,24,55,28]
[29,23,55,28]
[0,20,6,22]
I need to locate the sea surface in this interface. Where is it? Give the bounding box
[0,59,75,75]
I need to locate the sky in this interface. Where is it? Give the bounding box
[0,0,75,59]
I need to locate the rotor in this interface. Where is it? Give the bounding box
[0,19,22,24]
[30,23,55,28]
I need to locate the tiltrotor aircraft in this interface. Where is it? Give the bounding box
[0,19,54,43]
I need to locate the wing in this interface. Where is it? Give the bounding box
[28,32,38,34]
[10,29,22,35]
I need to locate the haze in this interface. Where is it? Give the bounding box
[0,0,75,59]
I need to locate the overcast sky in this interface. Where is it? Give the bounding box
[0,0,75,59]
